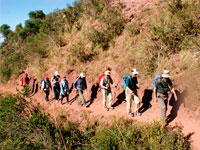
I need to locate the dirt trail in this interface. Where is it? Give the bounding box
[0,80,200,150]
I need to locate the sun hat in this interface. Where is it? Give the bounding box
[163,70,170,74]
[105,70,110,76]
[131,68,138,74]
[162,73,170,78]
[55,71,60,76]
[80,73,85,78]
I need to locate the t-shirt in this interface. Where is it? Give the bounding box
[125,76,138,90]
[155,78,172,95]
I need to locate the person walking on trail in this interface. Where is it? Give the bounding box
[41,76,52,102]
[52,71,61,102]
[60,75,70,105]
[100,70,116,111]
[22,72,30,97]
[73,73,87,107]
[153,70,177,122]
[22,73,30,88]
[125,68,141,117]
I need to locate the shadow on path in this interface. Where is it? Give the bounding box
[167,89,187,124]
[86,83,99,108]
[139,89,153,113]
[112,91,126,108]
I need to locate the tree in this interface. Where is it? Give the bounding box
[15,23,23,32]
[29,10,45,20]
[0,24,12,38]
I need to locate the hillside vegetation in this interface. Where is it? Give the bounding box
[0,0,200,108]
[0,92,190,149]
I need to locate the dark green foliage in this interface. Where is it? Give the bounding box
[0,93,191,149]
[0,52,26,81]
[15,23,23,32]
[0,24,12,39]
[29,10,45,20]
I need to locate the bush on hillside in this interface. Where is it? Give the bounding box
[88,4,126,50]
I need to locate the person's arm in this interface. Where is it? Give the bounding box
[170,86,178,101]
[125,77,133,94]
[153,87,158,103]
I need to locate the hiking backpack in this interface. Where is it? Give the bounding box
[152,74,162,91]
[122,74,131,91]
[42,79,50,90]
[73,76,80,89]
[98,73,105,89]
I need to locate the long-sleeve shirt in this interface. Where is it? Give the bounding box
[60,79,69,94]
[73,77,87,90]
[100,76,113,89]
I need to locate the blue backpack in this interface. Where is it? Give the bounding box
[152,74,162,91]
[122,74,131,91]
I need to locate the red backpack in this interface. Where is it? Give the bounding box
[98,73,105,89]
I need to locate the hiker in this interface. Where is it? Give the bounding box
[41,76,52,101]
[52,71,61,102]
[60,75,70,105]
[153,70,178,122]
[73,73,87,107]
[22,72,30,97]
[22,72,30,88]
[125,68,141,117]
[100,70,116,111]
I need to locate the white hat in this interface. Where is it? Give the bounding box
[162,73,170,78]
[105,70,110,76]
[131,68,138,74]
[55,71,60,76]
[163,70,170,74]
[80,73,85,78]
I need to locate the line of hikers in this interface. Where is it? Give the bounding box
[20,68,178,121]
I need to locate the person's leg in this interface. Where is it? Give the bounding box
[101,89,107,110]
[66,94,69,104]
[60,94,64,104]
[45,90,49,101]
[157,93,167,121]
[133,95,141,115]
[57,86,60,100]
[78,89,86,106]
[125,88,132,115]
[53,87,57,100]
[108,92,113,109]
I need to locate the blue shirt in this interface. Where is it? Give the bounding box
[125,76,138,90]
[60,79,69,94]
[73,77,87,90]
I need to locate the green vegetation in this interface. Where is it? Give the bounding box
[0,92,190,149]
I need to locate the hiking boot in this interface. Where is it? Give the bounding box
[104,107,109,111]
[128,113,133,117]
[66,102,69,105]
[134,112,142,116]
[109,107,114,110]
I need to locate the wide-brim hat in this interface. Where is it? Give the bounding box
[163,70,170,74]
[80,73,85,78]
[105,70,110,76]
[55,71,60,76]
[162,73,170,78]
[131,68,138,74]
